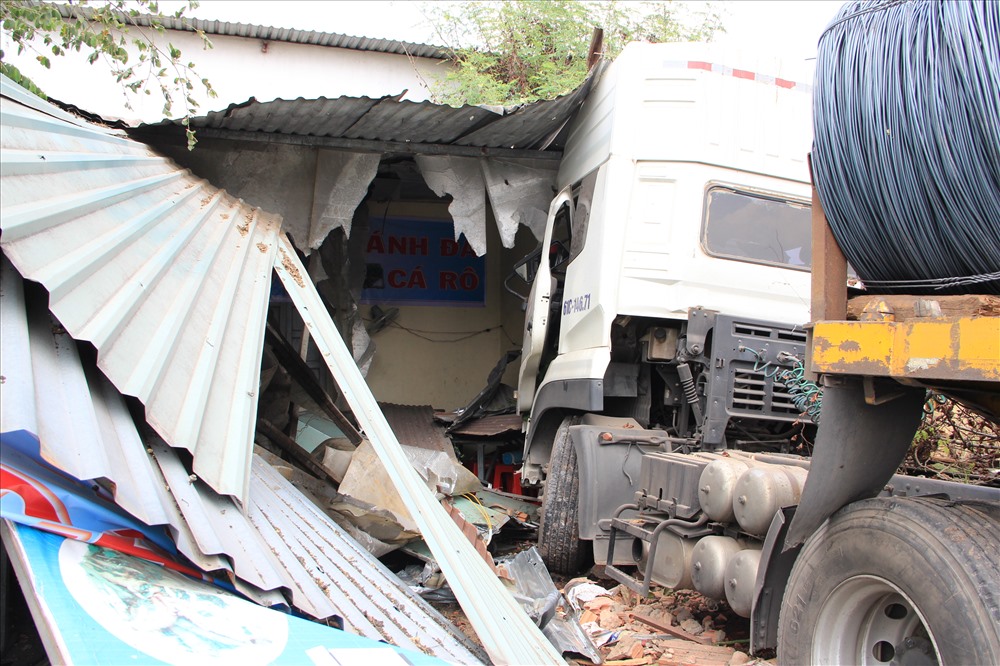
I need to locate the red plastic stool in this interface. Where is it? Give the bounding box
[491,464,522,495]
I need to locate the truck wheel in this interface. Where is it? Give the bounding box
[538,416,590,574]
[778,496,1000,666]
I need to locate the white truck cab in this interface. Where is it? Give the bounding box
[514,43,817,572]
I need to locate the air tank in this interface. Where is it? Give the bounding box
[724,547,762,618]
[697,458,754,522]
[690,535,744,600]
[636,531,696,591]
[732,465,808,536]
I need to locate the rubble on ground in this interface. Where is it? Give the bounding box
[562,579,775,666]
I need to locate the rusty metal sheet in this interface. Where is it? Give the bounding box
[381,403,453,451]
[449,414,524,438]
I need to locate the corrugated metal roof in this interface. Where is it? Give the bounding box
[54,4,449,59]
[138,65,602,152]
[1,74,278,503]
[0,258,484,663]
[455,68,603,149]
[180,94,499,144]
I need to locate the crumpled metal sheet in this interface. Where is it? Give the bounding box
[497,547,603,664]
[0,256,176,532]
[481,158,558,246]
[381,403,482,495]
[0,75,278,503]
[307,149,381,245]
[415,154,488,256]
[0,260,482,659]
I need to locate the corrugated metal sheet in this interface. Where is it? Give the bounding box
[54,4,449,59]
[248,458,485,663]
[0,74,279,503]
[448,414,524,438]
[274,236,564,665]
[0,256,169,530]
[0,258,484,663]
[141,66,602,152]
[0,255,251,592]
[382,403,456,452]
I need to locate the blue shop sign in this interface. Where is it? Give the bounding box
[361,218,485,306]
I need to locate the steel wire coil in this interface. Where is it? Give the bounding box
[812,0,1000,294]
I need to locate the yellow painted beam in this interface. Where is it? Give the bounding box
[811,317,1000,381]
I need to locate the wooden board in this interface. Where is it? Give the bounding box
[847,294,1000,321]
[655,641,739,665]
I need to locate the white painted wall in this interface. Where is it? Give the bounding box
[361,201,516,411]
[2,27,450,124]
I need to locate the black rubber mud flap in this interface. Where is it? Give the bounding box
[784,377,924,549]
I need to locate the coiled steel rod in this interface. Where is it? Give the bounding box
[812,0,1000,294]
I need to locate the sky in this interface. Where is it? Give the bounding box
[1,1,847,122]
[173,0,845,68]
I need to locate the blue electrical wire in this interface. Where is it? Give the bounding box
[812,0,1000,295]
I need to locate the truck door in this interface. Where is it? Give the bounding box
[517,189,574,413]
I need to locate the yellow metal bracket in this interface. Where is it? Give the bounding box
[810,317,1000,382]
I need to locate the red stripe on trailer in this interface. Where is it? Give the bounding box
[683,60,808,92]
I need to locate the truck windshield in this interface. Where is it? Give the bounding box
[702,187,811,270]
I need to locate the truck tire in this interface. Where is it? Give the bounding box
[778,496,1000,666]
[537,416,590,574]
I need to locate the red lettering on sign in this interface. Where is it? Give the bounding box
[388,269,407,288]
[367,232,385,254]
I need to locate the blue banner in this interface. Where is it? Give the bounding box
[361,218,486,306]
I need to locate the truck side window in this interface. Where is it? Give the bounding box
[702,187,812,270]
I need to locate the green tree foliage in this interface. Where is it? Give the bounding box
[0,57,47,98]
[426,1,723,107]
[0,0,215,148]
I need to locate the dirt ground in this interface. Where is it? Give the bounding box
[436,571,777,666]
